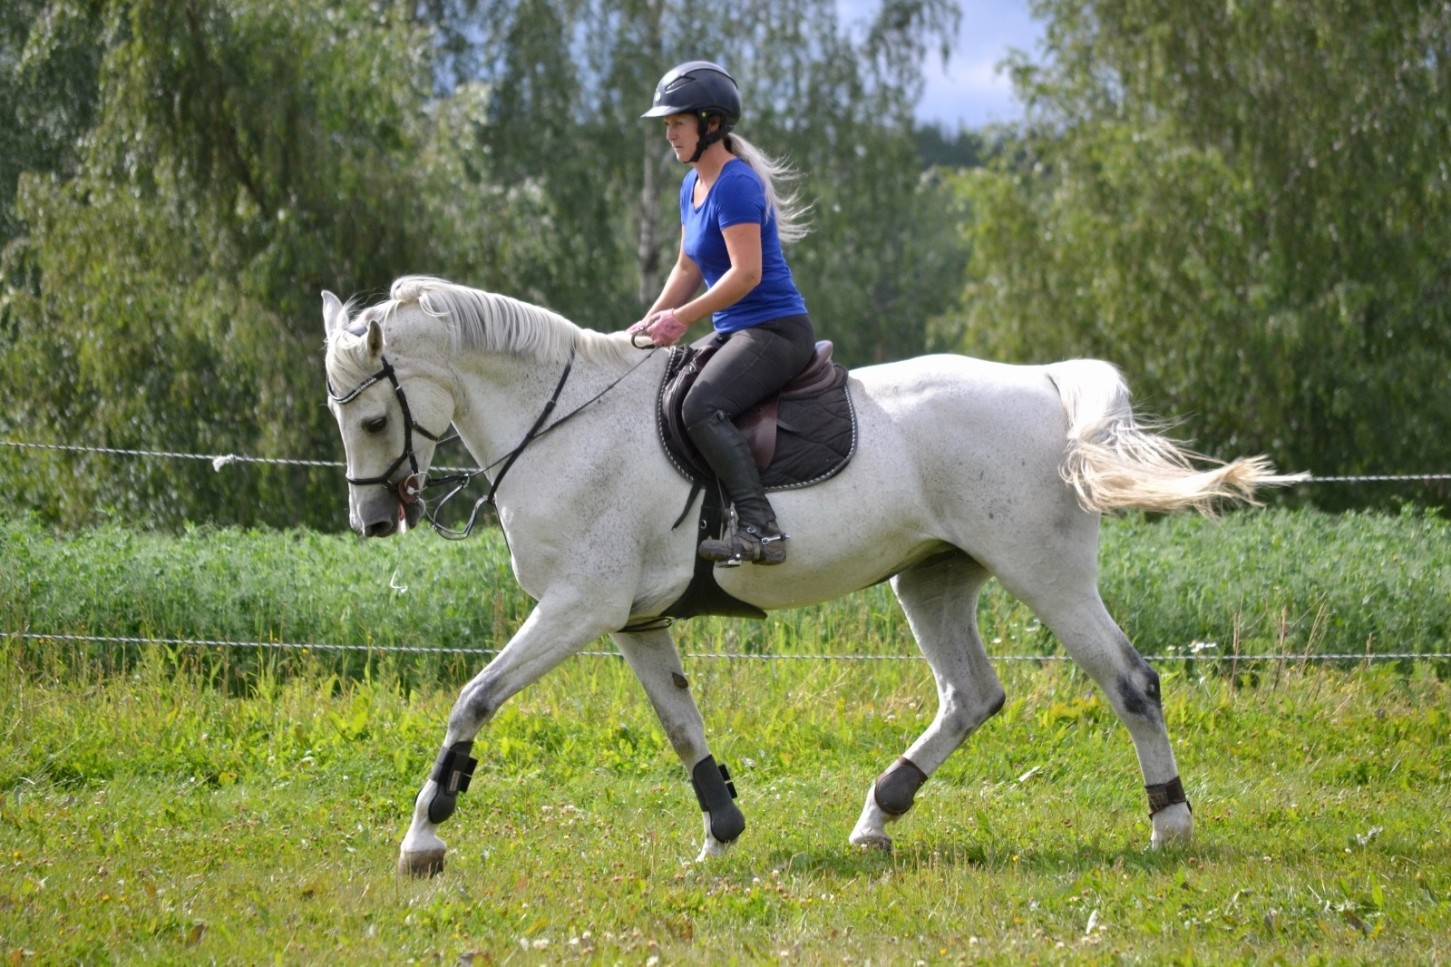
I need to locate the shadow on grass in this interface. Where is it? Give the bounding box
[763,833,1216,879]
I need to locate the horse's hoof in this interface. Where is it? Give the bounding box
[695,838,731,862]
[1150,802,1194,849]
[849,830,893,852]
[398,847,447,878]
[1151,828,1193,850]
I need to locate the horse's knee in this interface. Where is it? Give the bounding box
[451,676,501,734]
[663,722,702,761]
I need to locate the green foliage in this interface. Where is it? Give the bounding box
[2,507,1448,695]
[1,0,970,530]
[0,0,104,247]
[913,122,1003,170]
[1097,507,1451,669]
[0,0,503,529]
[942,0,1451,507]
[1,509,1448,958]
[795,121,973,362]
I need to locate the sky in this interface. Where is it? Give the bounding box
[838,0,1045,129]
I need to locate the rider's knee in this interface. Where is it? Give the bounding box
[682,397,728,432]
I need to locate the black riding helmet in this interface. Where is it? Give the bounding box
[642,61,741,162]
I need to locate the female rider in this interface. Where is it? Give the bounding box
[631,60,815,566]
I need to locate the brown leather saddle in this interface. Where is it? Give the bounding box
[624,338,857,627]
[657,338,857,490]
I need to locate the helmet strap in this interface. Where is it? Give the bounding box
[689,112,730,163]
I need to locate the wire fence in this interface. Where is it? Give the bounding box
[4,437,1449,667]
[8,438,1451,485]
[6,631,1449,666]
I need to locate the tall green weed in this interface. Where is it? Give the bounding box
[2,507,1447,687]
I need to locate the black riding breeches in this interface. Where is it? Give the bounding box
[680,315,817,430]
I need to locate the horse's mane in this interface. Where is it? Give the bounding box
[373,276,636,367]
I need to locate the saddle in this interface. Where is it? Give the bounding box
[631,338,857,626]
[657,339,857,490]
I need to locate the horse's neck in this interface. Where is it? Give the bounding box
[450,347,659,476]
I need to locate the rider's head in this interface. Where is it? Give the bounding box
[641,61,741,163]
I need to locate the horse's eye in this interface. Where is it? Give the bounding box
[363,416,388,434]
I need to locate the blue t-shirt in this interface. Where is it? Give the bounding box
[681,158,808,333]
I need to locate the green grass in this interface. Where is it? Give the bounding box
[0,655,1446,964]
[3,507,1449,686]
[1,508,1449,962]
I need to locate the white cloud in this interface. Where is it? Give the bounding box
[837,0,1044,128]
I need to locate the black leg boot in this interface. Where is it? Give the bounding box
[686,412,787,565]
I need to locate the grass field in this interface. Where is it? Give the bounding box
[1,509,1449,963]
[1,656,1446,964]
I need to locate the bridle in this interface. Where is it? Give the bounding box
[327,341,584,540]
[329,337,657,541]
[327,355,446,508]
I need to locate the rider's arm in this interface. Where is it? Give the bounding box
[645,231,706,319]
[674,222,761,326]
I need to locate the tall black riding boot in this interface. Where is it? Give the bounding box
[686,411,787,565]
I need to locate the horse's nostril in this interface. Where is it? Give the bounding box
[364,518,398,539]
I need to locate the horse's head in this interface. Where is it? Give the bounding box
[323,291,453,537]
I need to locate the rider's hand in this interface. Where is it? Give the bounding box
[643,308,688,347]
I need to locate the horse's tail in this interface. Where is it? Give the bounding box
[1046,359,1305,517]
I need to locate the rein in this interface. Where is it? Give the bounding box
[419,344,661,541]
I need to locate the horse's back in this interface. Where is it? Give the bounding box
[849,354,1072,474]
[711,353,1098,610]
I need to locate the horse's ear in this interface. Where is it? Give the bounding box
[366,318,385,357]
[322,291,345,336]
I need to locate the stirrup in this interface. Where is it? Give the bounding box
[699,523,787,567]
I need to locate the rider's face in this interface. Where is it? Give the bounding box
[663,114,699,161]
[664,113,725,162]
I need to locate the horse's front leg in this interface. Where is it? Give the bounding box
[398,602,610,877]
[611,627,744,861]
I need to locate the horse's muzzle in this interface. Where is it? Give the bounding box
[357,478,426,538]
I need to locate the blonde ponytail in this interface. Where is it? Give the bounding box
[726,134,812,244]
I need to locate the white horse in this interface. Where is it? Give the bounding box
[322,276,1298,877]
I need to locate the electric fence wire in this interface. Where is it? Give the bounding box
[4,438,1449,666]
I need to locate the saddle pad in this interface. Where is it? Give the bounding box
[656,345,858,492]
[758,368,855,489]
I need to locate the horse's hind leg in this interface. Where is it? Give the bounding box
[611,627,745,862]
[850,553,1006,851]
[1006,573,1194,848]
